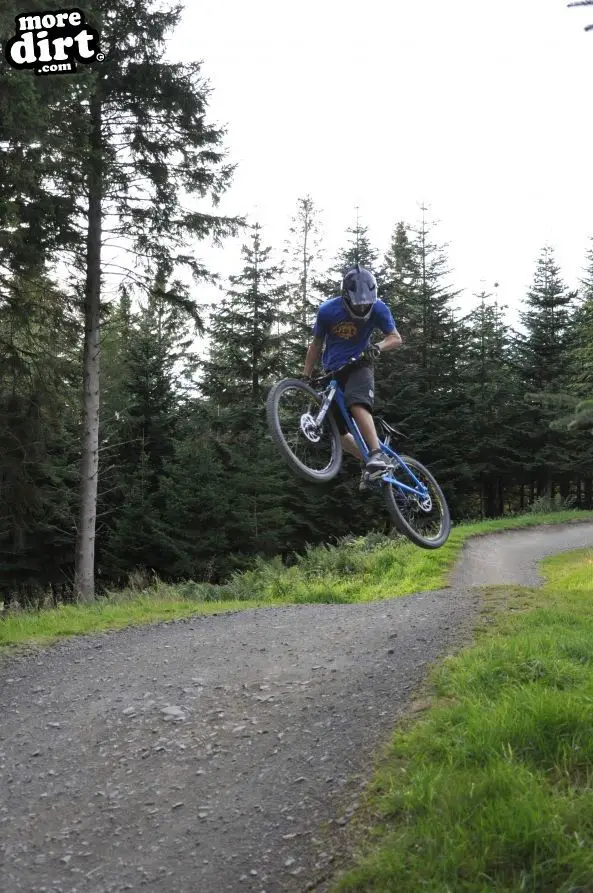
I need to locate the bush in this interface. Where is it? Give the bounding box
[528,493,577,514]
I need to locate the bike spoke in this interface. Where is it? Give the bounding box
[275,386,335,473]
[388,464,446,543]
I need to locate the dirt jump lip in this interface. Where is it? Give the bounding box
[1,521,592,893]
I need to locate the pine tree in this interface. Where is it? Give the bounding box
[459,291,526,516]
[157,404,233,582]
[201,223,295,559]
[375,209,472,516]
[0,2,79,282]
[2,0,241,600]
[0,274,80,603]
[315,210,380,300]
[282,195,325,365]
[514,246,579,500]
[381,222,418,326]
[521,241,593,507]
[568,240,593,433]
[202,223,285,411]
[99,271,198,582]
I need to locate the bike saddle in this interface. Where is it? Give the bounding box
[376,416,408,439]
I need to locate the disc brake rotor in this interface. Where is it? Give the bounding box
[416,492,433,512]
[300,413,321,443]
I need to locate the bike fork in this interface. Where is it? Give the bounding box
[313,386,336,427]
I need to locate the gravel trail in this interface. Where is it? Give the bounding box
[1,521,592,893]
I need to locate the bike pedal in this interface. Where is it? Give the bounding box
[367,466,395,481]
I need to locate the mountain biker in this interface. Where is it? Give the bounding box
[302,264,403,490]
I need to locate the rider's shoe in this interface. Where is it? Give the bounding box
[359,466,370,491]
[365,449,394,480]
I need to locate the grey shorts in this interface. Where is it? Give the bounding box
[329,361,375,435]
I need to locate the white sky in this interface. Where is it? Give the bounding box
[171,0,593,332]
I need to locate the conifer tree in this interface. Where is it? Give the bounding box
[522,241,593,507]
[0,274,80,602]
[513,246,579,500]
[315,210,380,300]
[459,291,526,516]
[2,0,241,600]
[99,271,198,581]
[282,195,325,365]
[201,223,295,559]
[375,209,472,515]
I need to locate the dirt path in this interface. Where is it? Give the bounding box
[1,521,592,893]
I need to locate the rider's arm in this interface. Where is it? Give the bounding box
[303,337,323,377]
[376,329,402,353]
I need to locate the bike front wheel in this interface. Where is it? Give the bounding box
[266,378,343,483]
[383,455,451,549]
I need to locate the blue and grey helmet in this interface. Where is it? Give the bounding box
[341,264,378,322]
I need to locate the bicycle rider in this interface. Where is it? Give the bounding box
[302,264,403,490]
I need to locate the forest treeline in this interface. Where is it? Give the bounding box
[1,1,592,605]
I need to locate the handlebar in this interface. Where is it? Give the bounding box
[309,350,375,385]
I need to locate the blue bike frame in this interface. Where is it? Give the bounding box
[314,376,429,499]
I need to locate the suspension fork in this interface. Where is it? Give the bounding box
[313,385,336,427]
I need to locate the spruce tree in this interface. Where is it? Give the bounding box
[459,291,526,516]
[315,210,380,300]
[0,274,80,603]
[202,223,285,410]
[201,223,295,559]
[282,195,325,366]
[513,246,579,500]
[157,403,232,582]
[375,210,466,514]
[99,271,198,582]
[523,241,593,507]
[1,0,241,600]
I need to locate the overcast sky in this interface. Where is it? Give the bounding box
[171,0,593,331]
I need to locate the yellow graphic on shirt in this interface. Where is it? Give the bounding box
[330,321,358,339]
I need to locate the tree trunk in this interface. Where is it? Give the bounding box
[74,86,102,603]
[585,477,593,509]
[484,476,497,517]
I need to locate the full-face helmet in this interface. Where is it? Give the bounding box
[341,264,378,322]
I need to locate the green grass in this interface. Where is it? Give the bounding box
[1,508,592,648]
[0,594,279,647]
[330,545,593,893]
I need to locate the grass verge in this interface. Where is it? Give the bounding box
[1,509,592,648]
[330,546,593,893]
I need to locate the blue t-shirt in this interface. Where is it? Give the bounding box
[312,297,396,371]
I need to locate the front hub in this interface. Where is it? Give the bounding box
[300,413,321,443]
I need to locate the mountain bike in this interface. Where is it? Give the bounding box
[266,355,451,549]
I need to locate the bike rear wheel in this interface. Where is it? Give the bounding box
[266,378,342,483]
[383,455,451,549]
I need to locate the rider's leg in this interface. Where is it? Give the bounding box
[341,432,363,461]
[351,403,392,480]
[330,402,361,459]
[350,404,380,454]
